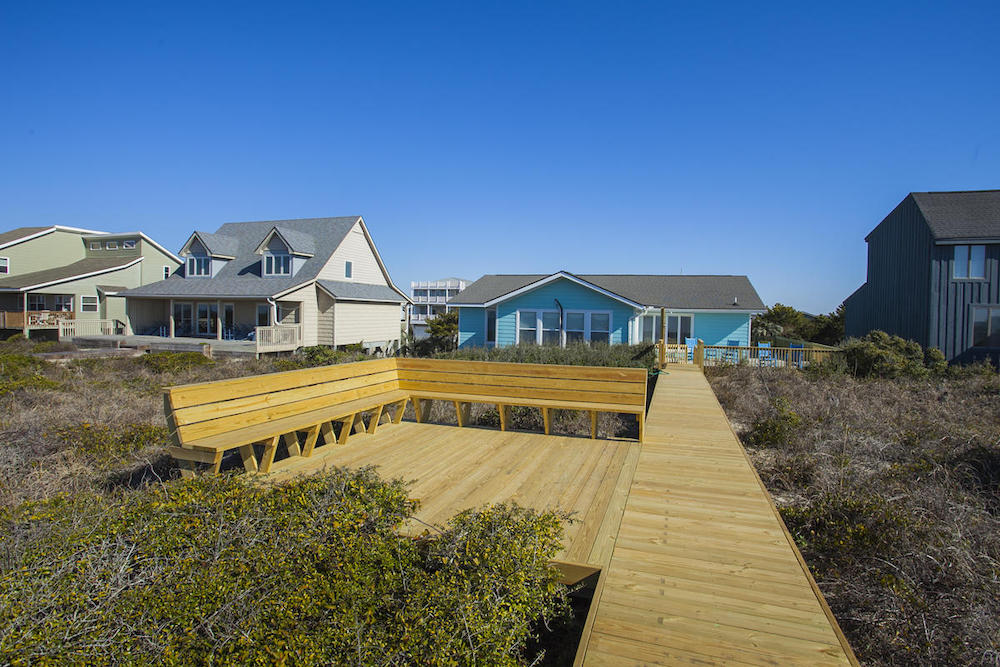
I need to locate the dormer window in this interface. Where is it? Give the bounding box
[188,256,211,277]
[264,253,291,276]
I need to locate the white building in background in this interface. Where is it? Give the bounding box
[410,277,470,338]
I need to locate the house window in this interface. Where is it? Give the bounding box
[345,261,353,278]
[106,241,118,250]
[28,294,46,310]
[55,295,74,312]
[486,308,497,345]
[413,289,427,298]
[518,310,538,345]
[80,296,97,312]
[173,302,194,336]
[565,312,586,344]
[163,266,172,280]
[972,306,1000,348]
[641,315,662,343]
[187,256,211,277]
[954,245,986,279]
[590,313,611,345]
[541,312,560,345]
[256,304,270,327]
[0,257,7,274]
[264,253,291,276]
[122,239,136,249]
[89,242,101,250]
[196,303,218,336]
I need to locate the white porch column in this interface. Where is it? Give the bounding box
[168,299,175,338]
[216,299,222,340]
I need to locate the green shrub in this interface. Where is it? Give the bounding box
[435,343,656,370]
[0,469,568,665]
[743,397,802,449]
[31,341,76,354]
[841,331,944,379]
[5,333,26,343]
[137,351,214,374]
[0,354,60,395]
[51,423,169,468]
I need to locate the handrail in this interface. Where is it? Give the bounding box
[255,324,302,353]
[58,319,126,339]
[656,340,840,369]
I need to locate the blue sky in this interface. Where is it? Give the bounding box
[1,2,997,313]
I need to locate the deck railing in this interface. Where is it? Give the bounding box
[657,340,840,369]
[1,311,75,329]
[58,319,126,339]
[255,324,302,353]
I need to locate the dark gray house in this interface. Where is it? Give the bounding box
[844,190,1000,363]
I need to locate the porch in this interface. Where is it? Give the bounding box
[61,331,299,357]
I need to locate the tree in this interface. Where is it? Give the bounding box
[426,311,459,351]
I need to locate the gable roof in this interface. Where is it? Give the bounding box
[0,257,142,291]
[0,225,109,250]
[121,216,405,300]
[181,231,241,259]
[450,273,765,311]
[253,226,316,257]
[909,190,1000,240]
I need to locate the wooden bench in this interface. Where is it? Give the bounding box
[395,358,647,442]
[164,358,409,476]
[163,358,649,475]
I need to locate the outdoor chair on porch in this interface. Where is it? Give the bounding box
[757,342,773,367]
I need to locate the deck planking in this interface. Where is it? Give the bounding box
[574,364,857,665]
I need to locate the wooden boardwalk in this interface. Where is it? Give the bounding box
[574,364,857,665]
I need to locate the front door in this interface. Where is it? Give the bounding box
[196,303,218,337]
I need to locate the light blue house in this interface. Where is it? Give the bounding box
[449,272,764,348]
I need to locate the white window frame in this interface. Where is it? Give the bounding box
[263,253,291,276]
[0,257,8,274]
[122,239,136,249]
[54,295,73,312]
[515,309,613,346]
[484,308,497,346]
[106,240,118,250]
[80,296,97,313]
[954,244,986,280]
[28,294,46,310]
[345,261,353,278]
[163,266,172,280]
[256,304,271,327]
[187,256,211,277]
[89,242,101,250]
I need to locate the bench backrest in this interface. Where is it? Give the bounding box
[395,358,647,408]
[166,358,399,444]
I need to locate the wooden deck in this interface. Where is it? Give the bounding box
[261,363,856,664]
[575,364,857,665]
[267,422,641,573]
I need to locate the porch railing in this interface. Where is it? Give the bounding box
[657,340,840,369]
[58,319,126,339]
[255,324,302,353]
[0,311,75,329]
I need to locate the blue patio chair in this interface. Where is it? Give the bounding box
[757,341,773,367]
[725,339,740,364]
[685,337,698,363]
[789,343,804,369]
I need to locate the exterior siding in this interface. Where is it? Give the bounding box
[692,312,752,346]
[317,289,335,345]
[136,240,182,284]
[126,298,170,334]
[491,278,635,346]
[458,307,486,347]
[333,301,401,347]
[846,196,933,346]
[276,282,318,346]
[320,222,388,285]
[34,263,143,323]
[930,242,1000,362]
[0,229,88,275]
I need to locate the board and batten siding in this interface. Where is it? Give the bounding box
[930,242,1000,362]
[333,301,401,346]
[319,222,388,285]
[846,196,933,346]
[276,283,318,347]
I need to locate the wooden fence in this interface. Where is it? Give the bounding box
[657,340,840,369]
[255,324,302,353]
[59,319,127,338]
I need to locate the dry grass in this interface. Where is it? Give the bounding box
[707,365,1000,666]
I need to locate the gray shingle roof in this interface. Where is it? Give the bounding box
[0,257,140,290]
[193,231,240,258]
[121,217,362,298]
[273,227,316,256]
[317,280,408,303]
[450,273,764,310]
[0,226,51,248]
[910,190,1000,240]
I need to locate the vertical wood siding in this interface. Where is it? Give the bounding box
[930,242,1000,361]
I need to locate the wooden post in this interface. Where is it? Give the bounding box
[169,299,175,338]
[22,293,28,337]
[590,411,598,439]
[659,308,667,368]
[542,407,551,435]
[695,339,705,368]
